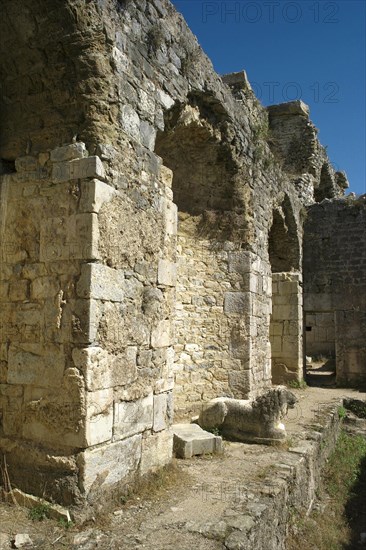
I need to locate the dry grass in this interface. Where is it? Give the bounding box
[286,431,366,550]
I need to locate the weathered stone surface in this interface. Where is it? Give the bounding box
[224,293,250,315]
[85,389,113,446]
[79,179,116,214]
[114,394,153,440]
[72,346,137,391]
[78,435,142,494]
[153,392,171,432]
[3,489,71,522]
[40,213,99,262]
[50,142,88,162]
[151,320,171,348]
[12,534,33,549]
[267,100,310,117]
[76,263,125,301]
[7,344,65,387]
[173,423,223,458]
[222,70,252,91]
[158,259,177,286]
[52,156,105,183]
[140,429,173,475]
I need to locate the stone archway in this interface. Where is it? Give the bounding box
[155,94,252,419]
[268,195,303,384]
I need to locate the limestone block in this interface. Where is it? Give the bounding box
[271,322,284,337]
[160,165,173,188]
[253,296,272,317]
[157,89,175,110]
[15,155,38,172]
[40,214,99,262]
[162,199,177,236]
[72,346,137,391]
[68,213,100,260]
[224,292,250,315]
[151,320,171,348]
[153,392,169,432]
[31,276,60,299]
[140,120,156,151]
[279,280,300,295]
[71,299,103,344]
[76,263,125,301]
[304,293,333,312]
[121,105,140,141]
[228,370,251,396]
[2,394,23,435]
[22,372,85,448]
[185,343,199,352]
[85,389,113,446]
[173,424,222,459]
[52,156,105,183]
[228,251,252,274]
[114,393,153,440]
[79,179,116,213]
[154,346,175,393]
[3,489,71,522]
[78,434,142,494]
[9,280,29,301]
[7,344,65,387]
[50,142,88,162]
[271,304,297,321]
[282,338,300,356]
[112,45,130,73]
[158,259,176,287]
[249,273,258,293]
[140,429,173,475]
[267,100,310,117]
[271,336,283,354]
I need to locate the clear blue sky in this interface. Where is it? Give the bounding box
[172,0,366,195]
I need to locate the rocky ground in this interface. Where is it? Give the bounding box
[1,387,365,550]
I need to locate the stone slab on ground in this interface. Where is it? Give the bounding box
[2,489,71,523]
[173,423,223,458]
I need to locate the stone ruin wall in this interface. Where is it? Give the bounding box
[304,198,366,385]
[0,0,348,508]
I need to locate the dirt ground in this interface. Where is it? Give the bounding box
[1,387,365,550]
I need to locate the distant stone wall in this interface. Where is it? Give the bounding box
[270,272,303,384]
[174,217,274,419]
[304,198,366,384]
[305,312,335,358]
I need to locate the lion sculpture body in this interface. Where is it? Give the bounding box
[197,386,297,445]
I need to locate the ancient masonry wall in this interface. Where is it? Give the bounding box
[303,198,366,385]
[174,217,273,419]
[0,0,347,507]
[304,312,335,358]
[270,272,303,384]
[0,147,175,506]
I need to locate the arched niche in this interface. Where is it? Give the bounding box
[155,93,251,419]
[314,163,336,202]
[269,195,301,273]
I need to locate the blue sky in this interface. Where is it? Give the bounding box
[172,0,366,195]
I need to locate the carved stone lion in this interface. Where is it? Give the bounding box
[197,386,297,445]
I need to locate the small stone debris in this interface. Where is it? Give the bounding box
[12,534,33,548]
